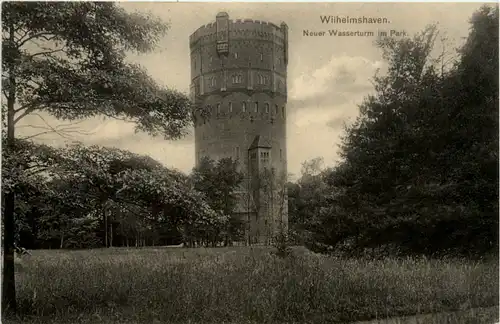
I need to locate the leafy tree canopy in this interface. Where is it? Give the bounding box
[309,5,498,257]
[2,2,192,139]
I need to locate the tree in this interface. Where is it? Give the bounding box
[2,2,193,314]
[191,156,244,246]
[313,5,498,257]
[57,143,219,246]
[287,158,328,245]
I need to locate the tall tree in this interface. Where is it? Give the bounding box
[1,2,192,314]
[315,5,498,256]
[191,157,244,245]
[290,158,329,244]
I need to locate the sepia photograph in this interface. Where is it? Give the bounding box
[1,2,499,323]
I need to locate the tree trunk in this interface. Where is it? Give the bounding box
[109,223,113,247]
[103,207,108,248]
[2,23,18,315]
[2,191,17,316]
[60,232,64,249]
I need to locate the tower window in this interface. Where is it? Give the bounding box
[232,74,242,84]
[260,53,263,61]
[210,56,213,63]
[211,77,216,87]
[260,151,269,164]
[274,104,278,114]
[242,102,247,112]
[234,52,238,59]
[258,74,268,85]
[254,102,259,113]
[235,146,240,159]
[282,106,285,117]
[265,103,269,113]
[229,102,233,113]
[217,103,221,114]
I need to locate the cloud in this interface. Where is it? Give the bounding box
[289,54,382,103]
[278,54,383,173]
[286,55,380,132]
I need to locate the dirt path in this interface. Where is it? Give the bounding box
[352,306,499,324]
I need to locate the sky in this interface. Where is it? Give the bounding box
[17,2,487,178]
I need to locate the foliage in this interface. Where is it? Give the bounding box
[310,5,499,257]
[7,141,222,249]
[191,156,245,245]
[2,2,192,139]
[287,157,329,245]
[2,2,193,314]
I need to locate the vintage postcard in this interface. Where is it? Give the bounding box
[2,2,498,323]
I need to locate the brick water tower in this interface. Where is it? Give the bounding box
[189,12,289,244]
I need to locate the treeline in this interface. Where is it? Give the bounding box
[3,141,245,249]
[288,5,498,258]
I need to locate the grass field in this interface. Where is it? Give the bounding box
[6,246,499,324]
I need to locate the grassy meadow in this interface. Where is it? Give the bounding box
[6,246,499,324]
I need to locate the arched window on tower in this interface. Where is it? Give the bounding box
[229,102,233,113]
[274,104,278,114]
[217,103,221,114]
[258,75,268,85]
[260,53,263,61]
[232,74,242,84]
[254,102,259,113]
[265,103,269,113]
[242,102,247,113]
[234,52,238,59]
[260,151,269,164]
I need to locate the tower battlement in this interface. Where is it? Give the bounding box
[189,18,288,47]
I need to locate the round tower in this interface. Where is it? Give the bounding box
[189,12,288,244]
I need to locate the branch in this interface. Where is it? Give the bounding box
[13,105,38,124]
[20,131,71,141]
[29,48,65,59]
[17,32,57,48]
[18,113,96,140]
